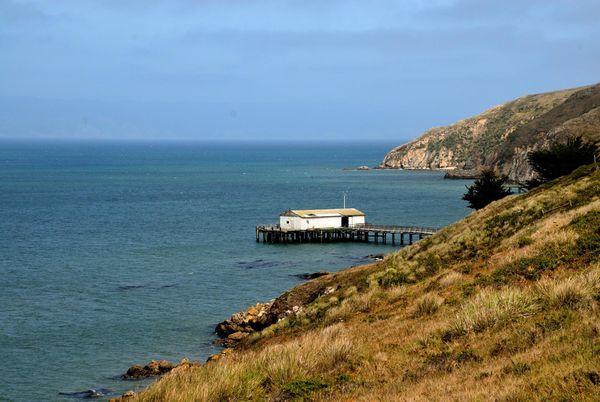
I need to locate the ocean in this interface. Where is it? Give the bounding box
[0,141,471,401]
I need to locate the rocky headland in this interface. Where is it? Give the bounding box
[381,82,600,182]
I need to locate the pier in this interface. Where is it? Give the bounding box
[255,223,437,245]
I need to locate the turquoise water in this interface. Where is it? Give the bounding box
[0,141,471,401]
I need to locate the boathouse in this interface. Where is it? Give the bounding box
[279,208,366,231]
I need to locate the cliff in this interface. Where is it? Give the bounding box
[381,83,600,182]
[130,163,600,401]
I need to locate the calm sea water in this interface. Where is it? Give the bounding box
[0,141,471,401]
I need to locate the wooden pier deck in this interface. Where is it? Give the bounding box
[255,223,437,245]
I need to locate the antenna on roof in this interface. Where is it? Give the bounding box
[342,191,347,208]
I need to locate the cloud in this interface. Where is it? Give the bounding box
[1,0,599,139]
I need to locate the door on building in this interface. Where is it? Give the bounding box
[341,216,349,227]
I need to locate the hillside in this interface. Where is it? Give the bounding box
[131,164,599,401]
[381,83,600,182]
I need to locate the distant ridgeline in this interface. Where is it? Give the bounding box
[381,82,600,182]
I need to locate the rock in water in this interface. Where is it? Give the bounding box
[59,388,113,398]
[214,301,274,338]
[292,272,331,280]
[122,359,175,379]
[123,364,146,379]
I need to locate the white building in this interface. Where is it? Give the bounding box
[279,208,366,231]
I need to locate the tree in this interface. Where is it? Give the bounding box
[527,136,598,188]
[462,169,512,210]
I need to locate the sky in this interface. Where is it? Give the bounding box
[1,0,599,141]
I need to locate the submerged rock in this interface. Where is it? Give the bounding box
[292,272,331,280]
[59,388,113,398]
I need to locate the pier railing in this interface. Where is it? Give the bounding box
[352,223,438,235]
[255,223,438,245]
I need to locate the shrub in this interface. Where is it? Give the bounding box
[462,169,512,210]
[527,136,598,188]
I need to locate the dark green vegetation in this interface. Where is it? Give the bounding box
[527,136,599,188]
[382,82,600,182]
[462,169,512,209]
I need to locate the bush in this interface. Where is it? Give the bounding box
[462,169,512,210]
[527,136,598,188]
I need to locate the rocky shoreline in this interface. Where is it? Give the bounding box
[110,261,381,400]
[213,275,337,348]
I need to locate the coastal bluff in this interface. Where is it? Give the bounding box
[381,82,600,181]
[129,163,600,401]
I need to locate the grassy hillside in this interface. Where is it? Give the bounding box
[135,164,600,401]
[381,83,600,182]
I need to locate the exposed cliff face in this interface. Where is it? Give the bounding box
[382,83,600,182]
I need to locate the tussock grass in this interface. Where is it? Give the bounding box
[326,288,384,323]
[132,165,600,402]
[537,266,600,309]
[138,324,353,402]
[446,288,540,337]
[383,284,407,303]
[438,271,464,288]
[411,294,444,317]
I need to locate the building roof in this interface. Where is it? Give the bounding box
[280,208,366,218]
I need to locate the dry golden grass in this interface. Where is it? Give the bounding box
[537,264,600,309]
[130,165,600,402]
[138,324,353,402]
[326,288,383,323]
[411,293,444,317]
[448,288,540,335]
[438,271,465,288]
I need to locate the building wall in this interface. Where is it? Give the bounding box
[349,216,365,226]
[280,216,303,230]
[280,215,365,230]
[301,216,342,230]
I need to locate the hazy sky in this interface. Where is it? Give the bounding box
[1,0,599,141]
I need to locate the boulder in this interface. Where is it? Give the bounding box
[207,348,234,363]
[214,301,274,338]
[227,331,249,341]
[123,364,146,379]
[122,359,175,379]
